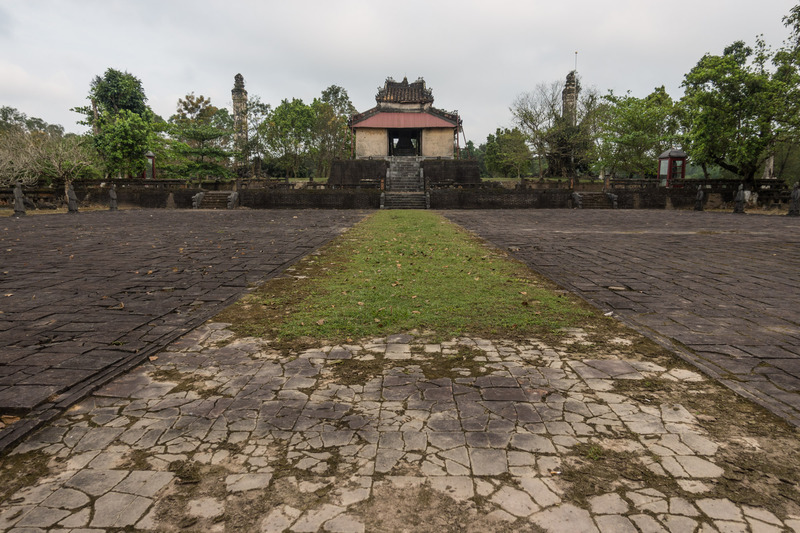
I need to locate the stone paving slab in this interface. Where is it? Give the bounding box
[2,325,798,532]
[0,209,368,449]
[442,210,800,426]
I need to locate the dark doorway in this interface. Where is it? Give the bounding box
[388,129,421,156]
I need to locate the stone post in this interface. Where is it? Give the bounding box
[232,73,249,174]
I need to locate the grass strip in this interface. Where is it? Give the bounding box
[216,210,592,347]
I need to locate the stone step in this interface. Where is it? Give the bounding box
[198,191,234,209]
[576,192,614,209]
[384,192,427,210]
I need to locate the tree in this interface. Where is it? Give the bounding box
[94,109,158,178]
[1,106,64,137]
[511,81,563,177]
[511,77,602,177]
[484,128,531,178]
[172,93,218,125]
[681,38,799,183]
[1,107,93,187]
[310,85,356,180]
[242,96,272,176]
[596,87,681,178]
[463,140,488,177]
[167,95,233,180]
[73,68,156,177]
[34,134,96,186]
[262,98,315,179]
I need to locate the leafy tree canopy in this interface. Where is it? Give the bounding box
[596,87,680,178]
[681,36,800,182]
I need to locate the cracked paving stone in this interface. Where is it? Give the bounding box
[2,325,799,532]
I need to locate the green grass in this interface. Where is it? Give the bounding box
[217,210,591,345]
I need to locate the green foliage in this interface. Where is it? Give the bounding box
[1,106,64,137]
[261,98,315,179]
[94,109,158,178]
[73,68,158,178]
[463,140,488,177]
[597,87,681,178]
[485,128,531,178]
[166,95,233,180]
[681,37,800,182]
[310,85,356,180]
[172,93,218,125]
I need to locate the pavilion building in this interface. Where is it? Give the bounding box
[350,77,461,159]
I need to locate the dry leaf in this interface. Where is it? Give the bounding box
[412,311,420,314]
[374,318,380,323]
[316,319,325,325]
[110,302,124,310]
[520,291,528,295]
[149,356,159,361]
[357,302,364,306]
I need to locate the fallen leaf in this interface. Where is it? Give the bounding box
[412,311,420,314]
[110,302,124,310]
[357,302,364,306]
[149,356,159,361]
[316,319,325,325]
[374,318,380,323]
[520,291,528,295]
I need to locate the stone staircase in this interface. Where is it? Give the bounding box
[197,191,232,209]
[384,192,427,209]
[384,157,426,209]
[577,192,614,209]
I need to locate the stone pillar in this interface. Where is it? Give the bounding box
[562,71,578,127]
[231,74,249,173]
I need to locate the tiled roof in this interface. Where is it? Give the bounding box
[376,77,434,104]
[351,111,457,129]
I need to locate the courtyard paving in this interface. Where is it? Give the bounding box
[2,324,798,531]
[1,208,799,532]
[444,210,800,427]
[0,209,368,450]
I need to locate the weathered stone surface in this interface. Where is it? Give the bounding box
[2,324,798,532]
[530,503,599,532]
[0,209,367,424]
[444,210,800,427]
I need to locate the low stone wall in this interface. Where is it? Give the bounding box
[422,160,481,186]
[79,187,202,209]
[0,185,717,211]
[430,189,572,209]
[328,160,388,188]
[239,189,381,209]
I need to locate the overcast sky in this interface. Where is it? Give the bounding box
[0,0,796,144]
